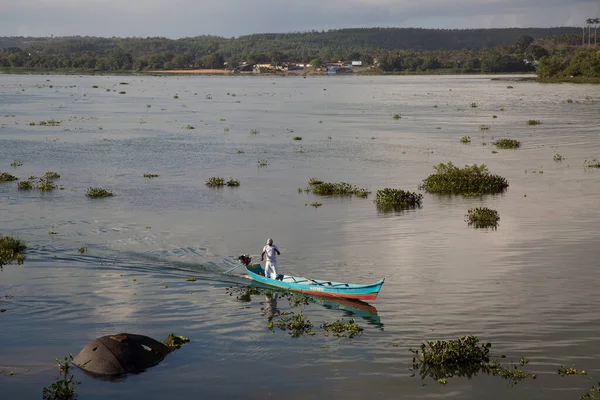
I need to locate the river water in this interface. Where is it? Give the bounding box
[1,73,600,399]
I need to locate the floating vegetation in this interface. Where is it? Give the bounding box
[493,138,520,149]
[223,127,230,132]
[310,182,370,198]
[42,355,79,400]
[206,177,225,187]
[308,178,323,185]
[0,235,26,267]
[173,95,179,99]
[271,311,313,338]
[85,187,113,198]
[507,85,514,89]
[162,334,190,351]
[0,172,18,182]
[10,160,23,167]
[581,383,600,399]
[308,202,322,208]
[553,153,564,162]
[465,207,500,229]
[584,158,600,168]
[460,136,471,144]
[257,159,268,167]
[39,120,61,126]
[78,247,87,254]
[235,149,245,154]
[118,91,126,95]
[526,119,541,126]
[186,278,197,282]
[205,94,212,99]
[492,115,497,118]
[479,125,490,131]
[374,188,423,212]
[470,103,478,108]
[292,136,302,141]
[320,318,364,338]
[567,98,573,104]
[420,162,509,196]
[18,180,33,190]
[92,85,98,88]
[37,177,57,191]
[183,125,196,130]
[558,366,586,376]
[226,178,240,187]
[491,150,498,154]
[44,171,60,179]
[143,173,160,178]
[393,114,401,119]
[250,129,259,135]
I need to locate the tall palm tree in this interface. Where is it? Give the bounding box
[583,25,586,45]
[595,17,600,45]
[586,18,595,45]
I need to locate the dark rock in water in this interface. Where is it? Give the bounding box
[73,333,171,376]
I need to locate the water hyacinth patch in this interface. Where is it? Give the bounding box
[0,235,27,267]
[584,158,600,168]
[11,160,23,167]
[308,178,323,185]
[420,162,509,196]
[310,182,370,198]
[37,177,57,191]
[526,119,541,126]
[143,173,160,178]
[374,188,423,212]
[460,136,471,144]
[44,171,60,179]
[0,172,19,182]
[226,179,240,187]
[494,139,520,149]
[320,318,364,338]
[86,187,113,198]
[206,177,225,187]
[465,207,500,229]
[553,153,564,162]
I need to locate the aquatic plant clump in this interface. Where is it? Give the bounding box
[18,180,34,190]
[86,187,113,198]
[37,177,58,191]
[311,182,370,198]
[526,119,541,126]
[584,158,600,168]
[320,318,364,338]
[226,178,240,187]
[308,178,323,185]
[44,171,60,179]
[374,188,423,212]
[162,334,190,351]
[419,162,509,196]
[0,172,19,182]
[466,207,500,229]
[11,160,23,167]
[460,136,471,144]
[553,153,564,162]
[206,177,225,187]
[42,355,79,400]
[494,139,521,149]
[412,336,491,367]
[0,235,27,267]
[272,311,313,338]
[143,173,160,178]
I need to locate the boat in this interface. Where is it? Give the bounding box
[240,257,384,300]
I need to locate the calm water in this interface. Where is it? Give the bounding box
[1,73,600,400]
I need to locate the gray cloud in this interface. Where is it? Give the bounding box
[0,0,598,38]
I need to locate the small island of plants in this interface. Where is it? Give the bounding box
[465,207,500,229]
[494,139,520,149]
[374,188,423,212]
[85,188,114,198]
[420,162,509,196]
[0,235,26,267]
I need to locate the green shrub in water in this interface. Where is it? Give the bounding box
[206,177,225,187]
[465,207,500,229]
[494,139,520,149]
[375,188,423,212]
[37,177,57,191]
[0,172,19,182]
[420,162,509,196]
[311,182,370,198]
[460,136,471,144]
[226,178,240,187]
[86,187,113,198]
[0,235,26,267]
[584,158,600,168]
[42,355,79,400]
[44,171,60,179]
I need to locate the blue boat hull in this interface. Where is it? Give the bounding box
[244,265,384,300]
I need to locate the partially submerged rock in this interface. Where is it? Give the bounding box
[73,333,172,376]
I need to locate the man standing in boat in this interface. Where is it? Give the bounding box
[261,238,281,280]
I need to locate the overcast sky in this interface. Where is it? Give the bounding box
[1,0,599,38]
